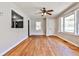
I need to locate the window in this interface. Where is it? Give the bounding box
[36,22,41,30]
[64,14,75,32]
[60,14,75,33]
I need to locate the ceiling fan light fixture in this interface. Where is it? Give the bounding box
[41,13,44,16]
[41,13,47,16]
[44,13,46,15]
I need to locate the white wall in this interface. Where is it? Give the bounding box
[30,17,56,36]
[56,32,79,47]
[55,3,79,47]
[46,18,55,36]
[30,18,46,35]
[0,2,28,55]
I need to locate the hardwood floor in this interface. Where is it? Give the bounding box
[4,35,79,56]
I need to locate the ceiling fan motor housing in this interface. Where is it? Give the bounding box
[42,8,46,13]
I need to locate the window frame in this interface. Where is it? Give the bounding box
[60,12,75,34]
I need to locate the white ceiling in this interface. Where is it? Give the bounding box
[15,2,75,19]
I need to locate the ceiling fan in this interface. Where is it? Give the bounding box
[39,7,54,16]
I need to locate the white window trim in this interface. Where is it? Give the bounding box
[60,12,75,34]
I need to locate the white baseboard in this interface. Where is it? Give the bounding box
[0,35,28,56]
[54,35,79,47]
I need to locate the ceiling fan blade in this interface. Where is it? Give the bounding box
[47,10,53,12]
[47,12,52,15]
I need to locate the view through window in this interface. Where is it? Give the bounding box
[60,14,75,33]
[36,22,41,30]
[64,14,75,32]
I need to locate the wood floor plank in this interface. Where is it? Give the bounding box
[4,35,79,56]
